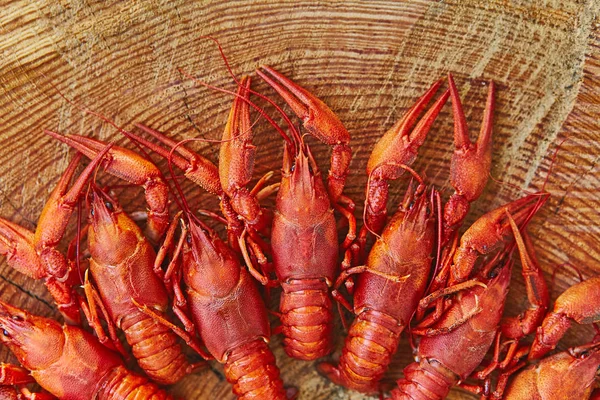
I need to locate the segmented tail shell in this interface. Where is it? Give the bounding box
[334,310,404,393]
[223,339,287,400]
[97,365,173,400]
[122,311,190,385]
[390,358,457,400]
[279,279,333,360]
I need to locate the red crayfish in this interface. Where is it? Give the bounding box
[0,299,172,399]
[392,194,548,399]
[0,147,111,325]
[257,66,354,361]
[318,74,496,393]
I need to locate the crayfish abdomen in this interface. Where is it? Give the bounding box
[279,279,334,360]
[97,365,173,399]
[327,308,405,393]
[223,339,287,400]
[118,312,190,383]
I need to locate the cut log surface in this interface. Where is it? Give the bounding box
[1,1,599,399]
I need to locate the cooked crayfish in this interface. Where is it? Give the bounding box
[0,299,172,399]
[392,195,547,399]
[314,79,449,392]
[503,342,600,399]
[269,136,338,360]
[175,214,287,399]
[82,186,198,385]
[256,66,358,361]
[318,182,436,393]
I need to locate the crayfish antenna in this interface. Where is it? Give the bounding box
[179,68,298,153]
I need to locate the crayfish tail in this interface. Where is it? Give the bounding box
[122,311,191,385]
[223,339,287,400]
[97,365,173,400]
[279,279,334,360]
[390,358,457,400]
[327,310,404,393]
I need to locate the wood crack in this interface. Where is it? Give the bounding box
[0,274,53,311]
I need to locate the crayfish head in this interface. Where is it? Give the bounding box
[0,299,64,370]
[277,144,331,224]
[182,218,241,297]
[87,186,140,265]
[383,183,434,250]
[87,186,123,228]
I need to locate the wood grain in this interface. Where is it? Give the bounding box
[1,1,599,399]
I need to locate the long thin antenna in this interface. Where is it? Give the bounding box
[200,36,304,147]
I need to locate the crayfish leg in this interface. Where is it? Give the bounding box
[80,272,128,359]
[449,192,548,286]
[500,215,549,340]
[0,364,35,386]
[529,276,600,360]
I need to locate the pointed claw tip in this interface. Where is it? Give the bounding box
[254,67,268,79]
[426,79,443,94]
[447,72,456,84]
[256,65,274,79]
[448,74,459,95]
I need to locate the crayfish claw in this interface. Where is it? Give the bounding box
[257,65,315,121]
[257,65,351,203]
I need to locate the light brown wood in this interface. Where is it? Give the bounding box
[1,1,599,399]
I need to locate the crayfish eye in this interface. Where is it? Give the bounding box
[2,329,10,337]
[186,235,192,244]
[11,315,22,322]
[105,201,114,211]
[90,207,95,217]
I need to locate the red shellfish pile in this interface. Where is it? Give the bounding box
[0,66,598,400]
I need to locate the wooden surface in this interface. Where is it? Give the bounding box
[1,1,600,399]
